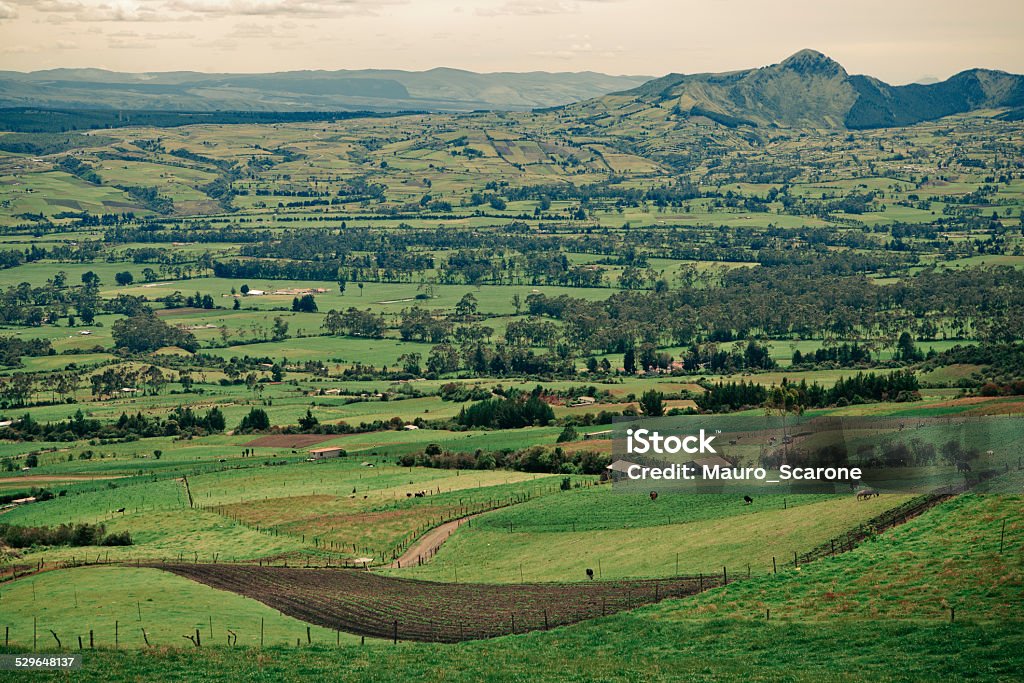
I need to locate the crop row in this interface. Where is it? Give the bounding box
[158,564,716,642]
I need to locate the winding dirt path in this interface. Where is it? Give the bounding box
[390,513,482,569]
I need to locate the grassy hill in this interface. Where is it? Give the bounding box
[3,493,1019,680]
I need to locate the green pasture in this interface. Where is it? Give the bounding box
[392,493,910,583]
[0,567,359,648]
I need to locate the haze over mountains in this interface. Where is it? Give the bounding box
[1,50,1021,130]
[0,68,651,113]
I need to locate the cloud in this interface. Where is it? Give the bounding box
[477,0,618,17]
[531,35,624,60]
[107,28,191,38]
[227,20,296,38]
[24,1,170,23]
[165,0,396,16]
[11,0,398,23]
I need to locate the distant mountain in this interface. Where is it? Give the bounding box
[0,68,651,113]
[569,49,1024,129]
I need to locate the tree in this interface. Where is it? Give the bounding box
[557,424,579,442]
[111,312,198,353]
[292,294,317,313]
[455,293,478,319]
[238,407,270,432]
[114,271,134,286]
[298,409,319,430]
[323,309,344,335]
[427,343,460,375]
[240,284,250,295]
[623,348,637,374]
[896,332,923,362]
[398,352,422,376]
[639,389,665,417]
[272,316,289,341]
[142,365,166,395]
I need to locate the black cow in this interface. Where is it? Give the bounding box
[743,496,753,505]
[585,568,594,580]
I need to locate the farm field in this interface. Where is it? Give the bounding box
[1,493,1019,680]
[392,493,912,583]
[1,42,1023,682]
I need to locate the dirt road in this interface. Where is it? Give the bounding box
[389,513,482,569]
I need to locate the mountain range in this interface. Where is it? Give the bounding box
[0,68,651,113]
[1,51,1021,130]
[581,49,1024,129]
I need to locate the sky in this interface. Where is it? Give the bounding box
[0,0,1021,83]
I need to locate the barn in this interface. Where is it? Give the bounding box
[308,446,345,461]
[603,459,641,482]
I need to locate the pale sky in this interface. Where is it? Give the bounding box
[0,0,1021,83]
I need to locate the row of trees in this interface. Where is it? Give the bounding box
[697,371,921,412]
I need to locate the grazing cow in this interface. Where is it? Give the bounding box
[414,491,425,498]
[956,461,971,473]
[649,491,658,501]
[856,489,879,500]
[116,507,125,514]
[743,495,753,505]
[585,568,594,580]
